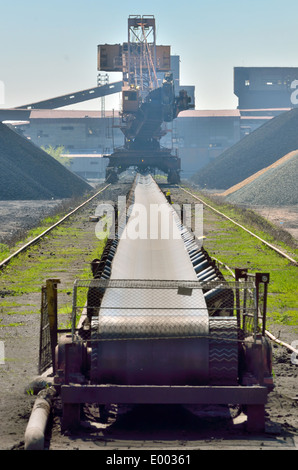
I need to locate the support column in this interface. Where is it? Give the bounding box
[246,404,265,433]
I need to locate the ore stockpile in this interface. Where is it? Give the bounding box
[224,151,298,206]
[0,123,91,200]
[192,107,298,192]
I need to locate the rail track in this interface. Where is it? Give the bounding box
[171,184,298,356]
[23,174,296,450]
[0,177,297,451]
[0,184,110,271]
[1,177,296,351]
[1,180,296,271]
[21,175,296,363]
[179,186,298,266]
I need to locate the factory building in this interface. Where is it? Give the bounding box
[234,67,298,110]
[13,66,298,180]
[15,109,242,180]
[11,106,274,180]
[20,110,124,154]
[161,110,242,178]
[61,154,108,180]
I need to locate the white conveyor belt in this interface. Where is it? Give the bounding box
[99,175,208,327]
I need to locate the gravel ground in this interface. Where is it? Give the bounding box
[226,154,298,206]
[191,107,298,190]
[0,123,91,200]
[252,205,298,240]
[0,200,64,246]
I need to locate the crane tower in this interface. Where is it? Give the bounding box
[97,15,193,183]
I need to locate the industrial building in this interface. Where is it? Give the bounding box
[11,66,298,180]
[14,108,242,179]
[171,110,241,177]
[234,67,298,110]
[19,110,123,154]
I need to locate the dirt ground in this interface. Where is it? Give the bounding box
[0,199,64,245]
[252,205,298,240]
[0,188,297,451]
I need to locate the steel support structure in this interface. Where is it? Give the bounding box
[126,15,158,94]
[61,384,267,432]
[15,81,123,110]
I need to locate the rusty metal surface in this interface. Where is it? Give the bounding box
[61,384,268,404]
[39,286,52,375]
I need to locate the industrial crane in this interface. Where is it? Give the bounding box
[98,15,193,183]
[3,15,193,183]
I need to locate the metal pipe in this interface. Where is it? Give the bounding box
[24,387,56,450]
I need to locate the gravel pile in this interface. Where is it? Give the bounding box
[225,152,298,206]
[0,123,91,200]
[191,108,298,190]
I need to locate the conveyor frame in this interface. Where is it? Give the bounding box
[51,175,273,434]
[61,384,268,433]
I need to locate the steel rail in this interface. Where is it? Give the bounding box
[0,184,111,271]
[179,186,298,266]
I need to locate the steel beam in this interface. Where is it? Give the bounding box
[61,384,268,405]
[15,81,123,110]
[0,108,31,122]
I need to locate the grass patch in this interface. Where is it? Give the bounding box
[0,243,10,259]
[184,186,298,258]
[0,191,98,263]
[57,237,108,330]
[0,322,25,328]
[0,211,107,298]
[182,186,298,328]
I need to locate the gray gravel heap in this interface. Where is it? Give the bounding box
[226,153,298,206]
[0,123,92,200]
[191,107,298,190]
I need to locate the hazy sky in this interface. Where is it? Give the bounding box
[1,0,298,110]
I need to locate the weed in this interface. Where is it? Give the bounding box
[185,187,298,327]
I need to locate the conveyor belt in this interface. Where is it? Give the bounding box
[110,174,201,280]
[94,174,209,335]
[90,175,238,386]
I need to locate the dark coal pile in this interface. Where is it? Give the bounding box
[226,152,298,206]
[0,123,91,200]
[191,108,298,190]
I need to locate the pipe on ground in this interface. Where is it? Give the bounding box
[24,387,56,450]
